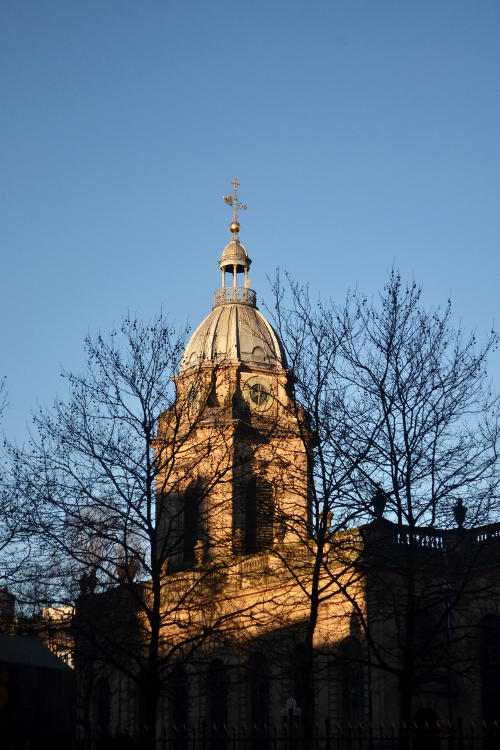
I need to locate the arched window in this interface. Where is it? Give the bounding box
[287,644,313,741]
[207,659,228,750]
[95,676,110,738]
[289,644,313,716]
[244,478,274,552]
[184,483,200,563]
[257,480,274,548]
[248,652,269,747]
[480,614,500,722]
[413,609,442,663]
[245,478,258,552]
[337,637,364,724]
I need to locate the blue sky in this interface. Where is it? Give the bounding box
[1,1,499,442]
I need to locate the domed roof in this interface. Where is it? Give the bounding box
[219,238,251,270]
[180,178,287,373]
[180,303,287,372]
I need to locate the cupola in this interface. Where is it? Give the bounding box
[179,179,287,373]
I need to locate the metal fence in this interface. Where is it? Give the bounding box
[88,719,500,750]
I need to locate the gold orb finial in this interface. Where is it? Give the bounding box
[223,178,247,239]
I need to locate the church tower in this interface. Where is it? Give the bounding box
[155,181,310,572]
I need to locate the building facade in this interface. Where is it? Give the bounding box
[74,185,500,749]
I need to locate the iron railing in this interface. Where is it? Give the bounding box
[85,718,500,750]
[158,719,500,750]
[213,288,257,308]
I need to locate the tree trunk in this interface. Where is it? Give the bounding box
[301,535,325,747]
[141,570,162,750]
[143,671,160,750]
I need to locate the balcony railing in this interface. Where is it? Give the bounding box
[397,528,445,549]
[474,523,500,542]
[392,521,500,549]
[213,287,256,308]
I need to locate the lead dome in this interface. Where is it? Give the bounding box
[180,303,287,371]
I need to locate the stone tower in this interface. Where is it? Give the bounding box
[155,181,310,573]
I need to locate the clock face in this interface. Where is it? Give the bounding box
[244,376,274,412]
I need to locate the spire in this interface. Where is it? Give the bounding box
[223,178,247,239]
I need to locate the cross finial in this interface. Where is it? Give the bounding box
[223,177,247,238]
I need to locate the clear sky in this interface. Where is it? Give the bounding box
[1,1,499,443]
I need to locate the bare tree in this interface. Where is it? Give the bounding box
[338,272,500,728]
[14,315,250,749]
[0,378,33,603]
[266,274,378,737]
[269,270,500,731]
[0,377,6,418]
[10,270,499,744]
